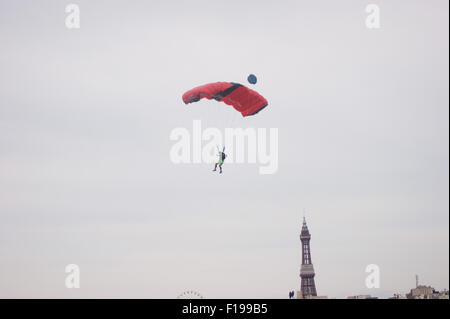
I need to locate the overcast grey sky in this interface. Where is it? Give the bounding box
[0,0,448,298]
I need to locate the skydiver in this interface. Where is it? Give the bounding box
[213,146,226,174]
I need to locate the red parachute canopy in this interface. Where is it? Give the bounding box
[182,82,268,117]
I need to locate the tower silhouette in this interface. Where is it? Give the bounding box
[299,217,317,298]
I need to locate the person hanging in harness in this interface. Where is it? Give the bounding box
[213,146,226,174]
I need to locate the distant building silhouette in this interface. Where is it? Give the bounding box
[406,286,449,299]
[347,295,378,299]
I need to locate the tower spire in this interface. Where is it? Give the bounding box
[299,217,317,298]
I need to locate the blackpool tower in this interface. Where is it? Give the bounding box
[299,217,317,298]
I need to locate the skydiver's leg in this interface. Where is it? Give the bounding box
[219,164,222,174]
[213,163,218,171]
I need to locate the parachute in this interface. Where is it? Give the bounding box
[182,82,268,117]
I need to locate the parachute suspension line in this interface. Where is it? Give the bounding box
[205,100,213,127]
[221,103,230,130]
[225,107,232,128]
[219,105,231,130]
[229,108,239,128]
[212,99,223,129]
